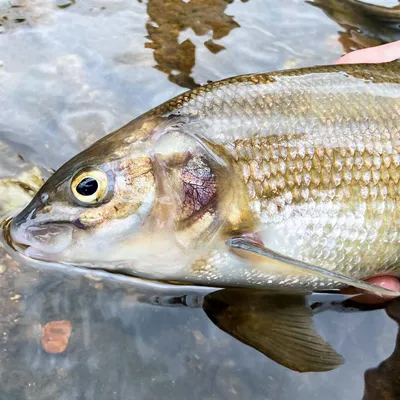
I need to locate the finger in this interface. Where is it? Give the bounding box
[335,40,400,64]
[340,276,400,304]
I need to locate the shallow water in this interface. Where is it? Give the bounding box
[1,0,400,399]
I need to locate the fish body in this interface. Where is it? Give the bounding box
[7,62,400,293]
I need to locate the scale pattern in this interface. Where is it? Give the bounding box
[160,63,400,280]
[153,63,400,284]
[227,133,400,278]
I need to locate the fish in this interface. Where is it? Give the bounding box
[8,61,400,373]
[6,62,400,299]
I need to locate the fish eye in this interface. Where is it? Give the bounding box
[70,168,111,206]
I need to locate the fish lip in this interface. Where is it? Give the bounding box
[1,218,23,252]
[9,218,79,258]
[8,218,30,250]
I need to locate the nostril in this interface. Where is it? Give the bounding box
[40,192,49,204]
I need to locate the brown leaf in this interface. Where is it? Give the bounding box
[41,320,72,354]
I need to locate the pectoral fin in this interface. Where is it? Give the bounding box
[203,288,344,372]
[227,237,400,297]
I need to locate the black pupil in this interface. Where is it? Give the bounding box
[76,177,98,196]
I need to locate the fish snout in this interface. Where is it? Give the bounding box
[9,197,42,246]
[9,201,74,258]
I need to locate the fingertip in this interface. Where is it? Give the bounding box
[335,41,400,65]
[365,276,400,293]
[343,276,400,304]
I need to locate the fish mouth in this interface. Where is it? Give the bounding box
[8,217,75,260]
[2,218,22,251]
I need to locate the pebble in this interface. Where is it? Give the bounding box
[41,320,72,354]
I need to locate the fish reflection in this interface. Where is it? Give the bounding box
[1,243,398,390]
[309,0,400,52]
[143,0,248,88]
[100,284,358,373]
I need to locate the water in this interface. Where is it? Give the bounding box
[0,0,400,399]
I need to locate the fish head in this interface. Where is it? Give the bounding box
[9,133,156,268]
[8,115,234,277]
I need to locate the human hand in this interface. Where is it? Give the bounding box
[336,42,400,303]
[335,40,400,65]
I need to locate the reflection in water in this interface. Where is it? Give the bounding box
[309,0,400,52]
[363,299,400,400]
[143,0,248,88]
[311,296,400,399]
[0,236,399,399]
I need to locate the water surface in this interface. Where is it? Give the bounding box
[0,1,400,399]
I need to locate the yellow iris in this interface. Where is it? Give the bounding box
[71,168,109,205]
